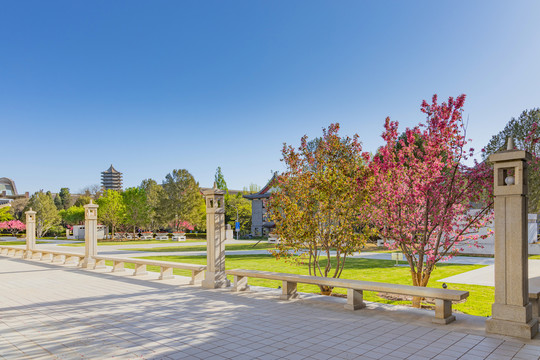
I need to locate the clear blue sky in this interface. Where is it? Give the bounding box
[2,1,540,194]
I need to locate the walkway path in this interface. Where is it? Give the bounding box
[14,240,497,265]
[1,255,540,359]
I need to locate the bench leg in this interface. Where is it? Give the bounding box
[133,264,147,276]
[0,248,8,255]
[41,253,53,262]
[112,261,125,273]
[433,299,455,324]
[191,270,205,285]
[17,249,26,258]
[52,254,64,263]
[232,275,249,292]
[280,281,298,300]
[64,256,80,265]
[159,266,174,280]
[7,249,16,256]
[345,289,366,310]
[32,252,42,260]
[531,298,540,319]
[94,259,106,270]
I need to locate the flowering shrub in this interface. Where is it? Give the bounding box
[268,123,373,295]
[171,220,194,232]
[0,220,26,237]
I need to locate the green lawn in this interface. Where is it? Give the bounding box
[132,254,493,317]
[129,242,275,252]
[59,239,205,246]
[530,255,540,260]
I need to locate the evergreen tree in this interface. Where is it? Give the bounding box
[59,188,72,209]
[214,167,228,191]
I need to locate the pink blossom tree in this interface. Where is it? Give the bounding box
[0,220,26,237]
[365,94,493,307]
[171,220,195,232]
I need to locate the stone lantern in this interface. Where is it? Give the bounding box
[81,200,100,269]
[24,208,36,258]
[201,183,230,289]
[486,138,538,338]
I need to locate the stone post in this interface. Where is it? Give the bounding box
[486,138,539,338]
[81,200,100,269]
[24,208,36,258]
[201,183,230,288]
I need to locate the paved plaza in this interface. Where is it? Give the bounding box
[2,256,540,359]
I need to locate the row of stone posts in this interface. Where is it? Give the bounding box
[22,184,230,289]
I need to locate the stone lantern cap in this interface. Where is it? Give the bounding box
[25,207,36,215]
[489,149,531,163]
[489,137,532,163]
[202,183,226,197]
[84,200,99,208]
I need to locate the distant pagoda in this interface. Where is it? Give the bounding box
[101,165,123,191]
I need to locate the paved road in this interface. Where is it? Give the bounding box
[1,256,540,359]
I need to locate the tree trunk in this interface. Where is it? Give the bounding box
[411,271,431,308]
[319,285,333,296]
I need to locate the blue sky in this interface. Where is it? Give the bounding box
[2,1,540,194]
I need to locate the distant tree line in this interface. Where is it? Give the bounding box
[3,168,255,238]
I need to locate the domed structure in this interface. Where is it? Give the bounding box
[0,177,17,197]
[0,178,27,205]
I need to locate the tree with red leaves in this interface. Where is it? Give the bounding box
[365,94,493,307]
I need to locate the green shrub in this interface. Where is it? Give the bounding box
[46,225,66,237]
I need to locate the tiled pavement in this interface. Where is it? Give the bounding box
[1,257,540,360]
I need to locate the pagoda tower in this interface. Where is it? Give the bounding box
[101,165,123,191]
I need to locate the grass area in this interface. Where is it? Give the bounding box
[134,254,492,317]
[58,239,205,246]
[0,241,47,245]
[530,254,540,260]
[129,242,276,252]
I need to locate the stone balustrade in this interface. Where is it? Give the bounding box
[0,245,206,284]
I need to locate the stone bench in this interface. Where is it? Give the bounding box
[0,245,206,284]
[226,269,469,324]
[0,246,25,257]
[155,233,169,241]
[28,249,84,265]
[0,246,84,265]
[93,255,206,284]
[172,233,186,241]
